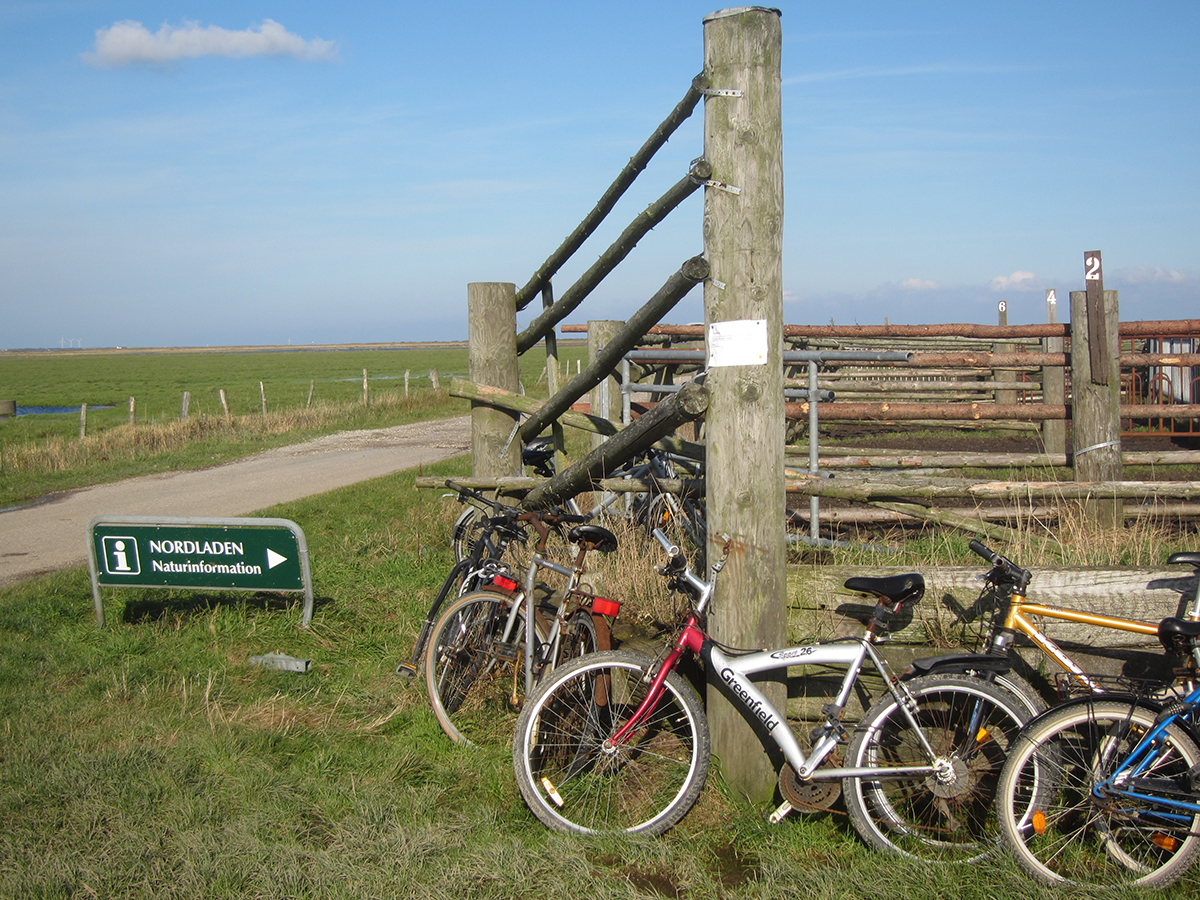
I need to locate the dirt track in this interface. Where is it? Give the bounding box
[0,416,470,588]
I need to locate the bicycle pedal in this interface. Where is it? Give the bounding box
[768,800,793,825]
[395,662,418,679]
[491,641,520,662]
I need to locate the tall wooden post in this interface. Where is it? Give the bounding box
[702,6,786,803]
[994,301,1017,406]
[1070,282,1122,528]
[468,282,522,479]
[1042,290,1067,456]
[588,320,624,453]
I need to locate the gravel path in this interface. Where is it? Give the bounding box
[0,416,470,588]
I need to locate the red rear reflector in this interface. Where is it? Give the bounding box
[591,597,620,617]
[491,575,519,592]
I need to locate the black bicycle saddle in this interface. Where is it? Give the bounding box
[567,524,618,554]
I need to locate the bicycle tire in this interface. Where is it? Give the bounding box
[425,591,542,747]
[512,650,710,835]
[843,674,1031,861]
[997,700,1200,888]
[451,506,485,562]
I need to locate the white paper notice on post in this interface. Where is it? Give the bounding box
[708,319,768,367]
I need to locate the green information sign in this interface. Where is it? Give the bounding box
[88,516,313,627]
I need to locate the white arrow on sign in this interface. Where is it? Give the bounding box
[266,549,288,570]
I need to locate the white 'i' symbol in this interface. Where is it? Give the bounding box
[112,540,131,571]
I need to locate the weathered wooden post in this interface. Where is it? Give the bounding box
[702,6,786,802]
[1070,250,1122,527]
[994,300,1018,405]
[468,282,522,479]
[1042,290,1067,456]
[588,320,624,453]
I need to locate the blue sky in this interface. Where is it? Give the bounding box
[2,2,1197,349]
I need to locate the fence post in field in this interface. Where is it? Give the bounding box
[1042,290,1067,456]
[468,282,522,478]
[219,389,230,420]
[259,382,267,416]
[429,369,440,391]
[362,369,369,406]
[994,301,1017,405]
[181,391,190,419]
[128,396,135,425]
[79,403,87,439]
[404,370,410,396]
[306,380,314,409]
[588,320,624,453]
[702,6,786,803]
[1071,267,1123,528]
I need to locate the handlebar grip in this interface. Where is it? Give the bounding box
[968,539,999,564]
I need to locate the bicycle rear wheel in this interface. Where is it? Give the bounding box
[512,650,710,835]
[425,591,540,747]
[844,674,1030,861]
[997,700,1200,888]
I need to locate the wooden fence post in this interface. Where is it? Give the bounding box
[588,320,624,453]
[1071,282,1123,528]
[1042,290,1066,455]
[702,5,786,803]
[468,283,522,478]
[79,403,87,439]
[128,396,135,425]
[994,300,1018,405]
[181,391,190,419]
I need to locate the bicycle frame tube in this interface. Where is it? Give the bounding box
[1004,600,1161,690]
[523,554,577,694]
[1097,689,1200,820]
[608,624,939,784]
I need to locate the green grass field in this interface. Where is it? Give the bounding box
[1,454,1195,899]
[0,344,587,507]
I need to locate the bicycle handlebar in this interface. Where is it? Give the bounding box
[968,539,1032,588]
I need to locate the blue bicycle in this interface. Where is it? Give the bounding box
[997,616,1200,888]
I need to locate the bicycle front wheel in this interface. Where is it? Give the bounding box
[512,650,710,835]
[997,699,1200,888]
[425,591,538,747]
[844,674,1030,861]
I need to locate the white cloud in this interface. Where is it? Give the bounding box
[990,270,1037,292]
[899,277,940,290]
[1113,265,1188,285]
[83,19,339,67]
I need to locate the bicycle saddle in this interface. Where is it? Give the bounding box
[1168,552,1200,568]
[567,524,618,554]
[1158,616,1200,655]
[522,438,556,467]
[844,573,925,607]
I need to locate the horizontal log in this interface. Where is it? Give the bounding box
[783,449,1200,470]
[786,401,1067,421]
[785,401,1200,421]
[601,319,1200,339]
[415,475,701,496]
[789,564,1199,660]
[784,476,1200,501]
[789,503,1200,524]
